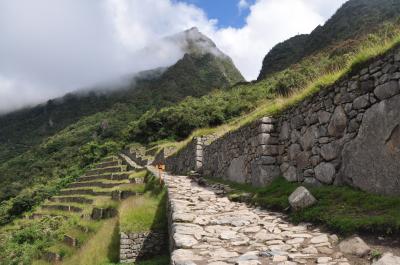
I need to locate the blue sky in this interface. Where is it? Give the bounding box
[180,0,256,28]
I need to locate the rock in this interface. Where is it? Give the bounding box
[172,249,202,265]
[255,230,282,242]
[258,133,278,145]
[227,156,247,183]
[288,186,317,210]
[320,142,340,161]
[340,94,400,195]
[330,234,339,243]
[317,257,332,263]
[174,234,198,248]
[303,169,314,178]
[318,111,331,124]
[359,78,374,91]
[260,117,276,124]
[328,106,347,137]
[273,255,288,262]
[338,237,371,257]
[296,151,311,170]
[236,261,260,265]
[353,95,370,109]
[302,246,318,254]
[374,80,400,100]
[237,251,259,261]
[300,126,316,151]
[210,249,239,259]
[314,162,336,184]
[291,115,305,129]
[283,166,297,182]
[219,230,237,240]
[310,234,329,244]
[173,213,196,223]
[373,252,400,265]
[276,262,297,265]
[318,246,334,255]
[303,177,322,187]
[280,121,290,140]
[288,144,301,160]
[250,164,280,186]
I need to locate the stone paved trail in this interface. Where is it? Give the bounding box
[165,174,354,265]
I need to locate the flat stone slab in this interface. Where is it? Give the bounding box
[162,172,354,265]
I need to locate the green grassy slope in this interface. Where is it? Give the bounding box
[258,0,400,79]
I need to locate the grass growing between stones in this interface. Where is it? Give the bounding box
[207,177,400,236]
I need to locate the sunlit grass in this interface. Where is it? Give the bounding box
[119,191,166,233]
[62,218,119,265]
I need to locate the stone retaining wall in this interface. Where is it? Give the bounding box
[122,149,148,167]
[165,138,203,174]
[165,45,400,195]
[120,231,167,263]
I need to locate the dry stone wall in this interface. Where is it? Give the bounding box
[120,231,167,263]
[202,118,281,186]
[165,45,400,195]
[165,135,218,174]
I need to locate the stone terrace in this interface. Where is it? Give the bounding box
[165,173,355,265]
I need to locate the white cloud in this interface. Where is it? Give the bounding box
[212,0,324,80]
[0,0,348,113]
[238,0,250,11]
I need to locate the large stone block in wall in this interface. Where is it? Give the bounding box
[227,156,247,183]
[250,160,280,186]
[328,106,347,137]
[340,94,400,195]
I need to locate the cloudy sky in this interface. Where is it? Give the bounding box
[0,0,348,113]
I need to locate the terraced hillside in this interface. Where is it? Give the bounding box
[0,154,165,264]
[33,156,143,223]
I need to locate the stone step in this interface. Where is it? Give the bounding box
[77,172,130,182]
[26,213,68,220]
[49,196,94,204]
[102,156,119,163]
[95,160,121,169]
[91,207,118,220]
[42,204,83,213]
[43,251,62,263]
[64,235,79,247]
[67,180,128,189]
[85,166,126,176]
[59,188,112,196]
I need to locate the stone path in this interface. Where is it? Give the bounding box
[165,174,353,265]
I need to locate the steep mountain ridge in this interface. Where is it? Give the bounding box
[258,0,400,79]
[0,28,243,163]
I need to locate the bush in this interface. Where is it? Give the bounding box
[79,140,121,167]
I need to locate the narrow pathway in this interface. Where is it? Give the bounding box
[164,173,354,265]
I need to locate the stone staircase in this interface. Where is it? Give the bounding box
[28,154,146,263]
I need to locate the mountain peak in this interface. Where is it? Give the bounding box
[167,27,225,57]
